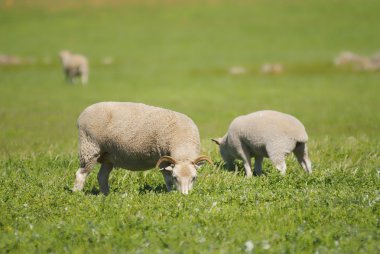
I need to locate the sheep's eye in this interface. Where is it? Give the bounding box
[172,176,178,181]
[192,176,197,182]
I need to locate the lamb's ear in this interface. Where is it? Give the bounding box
[193,155,213,169]
[211,138,222,146]
[156,156,177,170]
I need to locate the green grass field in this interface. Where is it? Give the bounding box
[1,0,379,253]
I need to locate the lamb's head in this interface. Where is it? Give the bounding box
[156,156,212,195]
[211,137,234,170]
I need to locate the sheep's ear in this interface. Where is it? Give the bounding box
[156,156,177,170]
[161,166,173,171]
[211,138,222,146]
[193,155,213,169]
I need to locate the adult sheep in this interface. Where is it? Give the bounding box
[73,102,212,195]
[59,50,89,85]
[212,110,311,176]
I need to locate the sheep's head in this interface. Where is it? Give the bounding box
[59,50,71,62]
[156,155,212,195]
[211,137,234,170]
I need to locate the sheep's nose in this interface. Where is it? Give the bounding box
[181,187,189,195]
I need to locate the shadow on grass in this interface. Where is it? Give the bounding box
[85,187,100,195]
[213,159,268,176]
[139,184,167,194]
[64,185,100,195]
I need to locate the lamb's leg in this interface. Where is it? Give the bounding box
[97,162,113,195]
[243,159,253,178]
[293,143,312,173]
[239,150,253,178]
[73,157,97,192]
[253,156,263,176]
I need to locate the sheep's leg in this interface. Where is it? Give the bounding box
[68,74,74,84]
[236,146,253,177]
[238,150,252,178]
[74,134,101,192]
[81,73,88,85]
[73,157,97,192]
[293,143,312,173]
[97,162,113,195]
[243,159,253,178]
[64,69,72,83]
[71,74,76,84]
[253,156,263,176]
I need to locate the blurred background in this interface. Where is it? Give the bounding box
[1,0,379,157]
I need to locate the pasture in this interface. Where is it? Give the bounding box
[0,0,379,253]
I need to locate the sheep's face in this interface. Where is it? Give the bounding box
[211,137,234,170]
[171,163,197,195]
[59,50,71,62]
[157,156,212,195]
[219,144,230,161]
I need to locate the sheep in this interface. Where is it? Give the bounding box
[334,51,373,71]
[73,102,212,195]
[0,54,22,65]
[228,66,247,75]
[59,50,89,85]
[101,56,114,65]
[212,110,311,176]
[370,52,380,70]
[261,63,284,74]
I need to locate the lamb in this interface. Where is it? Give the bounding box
[59,50,89,85]
[212,110,311,176]
[73,102,212,195]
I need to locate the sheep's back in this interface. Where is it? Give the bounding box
[229,110,308,145]
[77,102,200,168]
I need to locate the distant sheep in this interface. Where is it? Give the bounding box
[228,66,247,75]
[212,110,311,176]
[59,50,88,84]
[334,51,377,71]
[370,52,380,70]
[73,102,212,195]
[101,57,114,65]
[261,63,284,74]
[0,54,22,65]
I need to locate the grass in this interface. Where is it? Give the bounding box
[0,0,379,253]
